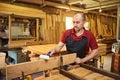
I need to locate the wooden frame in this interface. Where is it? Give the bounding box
[8,14,41,48]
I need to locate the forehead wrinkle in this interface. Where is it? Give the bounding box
[73,16,82,22]
[73,13,85,21]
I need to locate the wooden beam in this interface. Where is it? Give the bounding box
[86,0,120,8]
[60,69,84,80]
[68,0,98,6]
[86,3,118,11]
[6,53,76,80]
[88,10,117,18]
[116,4,120,41]
[68,0,82,5]
[16,0,86,12]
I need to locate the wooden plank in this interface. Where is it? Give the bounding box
[60,69,83,80]
[0,2,45,18]
[68,67,92,78]
[68,67,114,80]
[43,74,71,80]
[6,53,76,80]
[22,44,66,54]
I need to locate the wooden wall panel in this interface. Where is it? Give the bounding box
[0,2,45,18]
[86,14,117,38]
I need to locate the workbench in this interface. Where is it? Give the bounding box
[6,53,120,80]
[22,43,109,61]
[22,44,67,61]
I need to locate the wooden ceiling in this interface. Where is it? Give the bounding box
[3,0,120,15]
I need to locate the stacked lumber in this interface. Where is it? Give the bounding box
[97,43,112,56]
[22,44,66,61]
[68,67,114,80]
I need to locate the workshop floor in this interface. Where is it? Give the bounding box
[97,53,113,72]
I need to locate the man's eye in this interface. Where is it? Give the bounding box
[76,21,80,24]
[73,21,80,24]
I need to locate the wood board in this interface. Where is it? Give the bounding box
[41,74,71,80]
[22,44,66,54]
[6,53,76,80]
[68,67,114,80]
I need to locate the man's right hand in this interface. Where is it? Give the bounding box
[47,49,55,56]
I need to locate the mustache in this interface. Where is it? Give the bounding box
[74,26,77,27]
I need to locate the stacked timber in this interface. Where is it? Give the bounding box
[97,43,112,56]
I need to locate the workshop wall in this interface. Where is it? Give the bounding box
[0,2,117,45]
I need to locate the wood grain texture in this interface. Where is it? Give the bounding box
[41,74,71,80]
[6,53,76,80]
[68,67,114,80]
[23,44,66,54]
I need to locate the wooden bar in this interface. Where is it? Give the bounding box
[42,74,71,80]
[79,63,120,80]
[0,47,22,51]
[60,69,84,80]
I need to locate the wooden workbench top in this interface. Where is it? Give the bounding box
[22,44,66,54]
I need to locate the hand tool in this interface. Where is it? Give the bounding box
[39,52,51,60]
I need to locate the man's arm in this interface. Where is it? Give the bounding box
[75,48,98,63]
[48,41,65,56]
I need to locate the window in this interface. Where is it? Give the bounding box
[66,17,73,30]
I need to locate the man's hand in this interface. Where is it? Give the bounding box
[75,57,83,64]
[47,49,55,56]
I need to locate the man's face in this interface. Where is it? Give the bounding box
[73,15,85,32]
